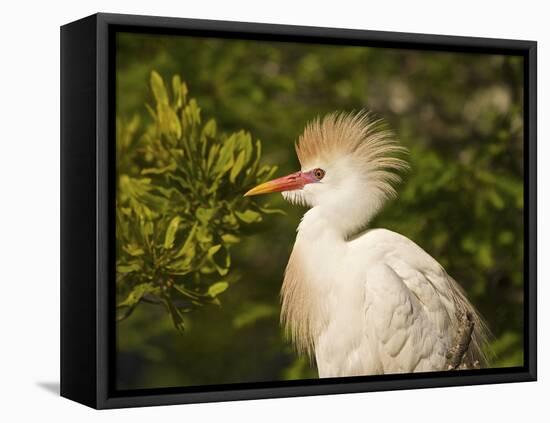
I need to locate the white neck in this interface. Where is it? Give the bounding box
[281,206,347,356]
[298,189,383,242]
[297,207,347,243]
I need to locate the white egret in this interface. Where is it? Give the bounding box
[245,112,488,377]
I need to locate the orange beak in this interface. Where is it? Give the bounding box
[244,171,316,196]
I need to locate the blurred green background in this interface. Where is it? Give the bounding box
[115,32,524,390]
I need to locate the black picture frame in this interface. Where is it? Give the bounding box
[60,12,537,409]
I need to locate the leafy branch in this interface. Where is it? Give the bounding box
[116,71,280,331]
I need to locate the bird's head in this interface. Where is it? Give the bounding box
[245,111,408,235]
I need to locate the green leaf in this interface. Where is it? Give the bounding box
[221,233,240,244]
[141,163,177,175]
[173,284,203,300]
[241,132,253,164]
[158,103,182,139]
[123,244,145,256]
[206,144,220,173]
[184,98,201,126]
[174,223,198,258]
[202,119,217,138]
[195,226,213,243]
[230,150,246,182]
[172,74,182,107]
[118,283,159,308]
[180,81,188,104]
[208,244,222,257]
[208,245,230,276]
[150,71,169,105]
[235,209,262,223]
[208,281,229,297]
[117,263,142,273]
[164,298,186,332]
[258,205,286,215]
[196,207,215,225]
[164,216,181,249]
[213,135,236,174]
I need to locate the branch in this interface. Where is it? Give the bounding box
[445,311,480,370]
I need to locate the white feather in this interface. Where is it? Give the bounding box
[279,112,488,376]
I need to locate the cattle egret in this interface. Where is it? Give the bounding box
[245,111,489,377]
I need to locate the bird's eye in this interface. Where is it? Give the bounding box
[313,168,326,180]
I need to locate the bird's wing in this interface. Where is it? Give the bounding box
[357,229,461,373]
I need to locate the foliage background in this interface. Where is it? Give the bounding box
[116,32,524,390]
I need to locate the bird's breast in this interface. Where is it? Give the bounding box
[281,233,370,372]
[280,241,339,357]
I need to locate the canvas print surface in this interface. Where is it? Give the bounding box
[115,31,524,390]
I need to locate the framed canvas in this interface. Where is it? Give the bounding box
[60,13,537,409]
